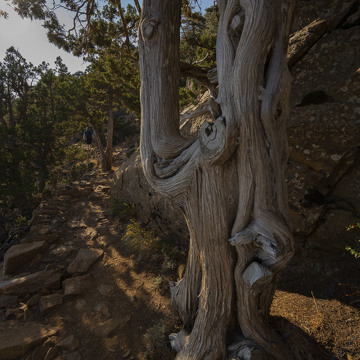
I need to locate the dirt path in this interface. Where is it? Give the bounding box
[0,151,177,360]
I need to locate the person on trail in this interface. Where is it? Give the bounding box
[83,127,93,151]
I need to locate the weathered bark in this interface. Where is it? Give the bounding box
[139,0,296,358]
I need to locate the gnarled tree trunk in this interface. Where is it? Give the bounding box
[139,0,296,359]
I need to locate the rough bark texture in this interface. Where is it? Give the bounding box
[139,0,296,359]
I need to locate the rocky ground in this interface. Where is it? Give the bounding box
[0,148,179,360]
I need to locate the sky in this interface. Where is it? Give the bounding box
[0,0,214,74]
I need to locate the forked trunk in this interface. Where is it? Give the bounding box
[139,0,296,359]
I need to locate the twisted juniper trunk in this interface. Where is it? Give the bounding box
[139,0,296,359]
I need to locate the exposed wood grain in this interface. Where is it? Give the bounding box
[139,0,297,358]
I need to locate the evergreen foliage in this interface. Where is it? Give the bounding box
[0,49,86,235]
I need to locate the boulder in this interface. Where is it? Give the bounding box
[39,293,63,313]
[63,274,91,296]
[67,248,103,275]
[29,224,53,236]
[30,340,53,360]
[93,315,131,338]
[0,269,62,296]
[307,209,360,252]
[57,335,79,352]
[30,214,51,226]
[0,321,58,359]
[112,152,188,240]
[94,303,110,319]
[21,234,59,244]
[97,284,114,297]
[0,295,18,309]
[3,241,48,275]
[44,346,59,360]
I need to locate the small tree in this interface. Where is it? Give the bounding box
[139,0,296,359]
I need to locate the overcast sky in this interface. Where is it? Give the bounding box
[0,0,214,74]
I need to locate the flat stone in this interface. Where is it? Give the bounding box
[97,284,114,297]
[94,303,110,319]
[50,244,75,256]
[94,315,131,338]
[57,335,79,352]
[29,224,53,236]
[0,321,58,359]
[30,214,51,226]
[63,274,91,296]
[39,293,63,313]
[67,248,103,274]
[0,295,18,309]
[67,218,87,229]
[21,234,59,244]
[4,241,48,275]
[27,290,50,307]
[0,269,62,296]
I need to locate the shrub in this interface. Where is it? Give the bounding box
[144,320,174,359]
[346,223,360,258]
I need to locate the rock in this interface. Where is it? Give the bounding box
[57,335,79,352]
[94,303,110,319]
[5,308,18,318]
[50,244,75,257]
[67,218,87,229]
[29,224,53,236]
[0,321,58,359]
[97,284,114,297]
[0,295,18,309]
[94,185,111,194]
[63,351,81,360]
[58,188,91,198]
[122,349,131,358]
[0,269,62,296]
[27,290,50,307]
[39,293,63,313]
[30,340,53,360]
[67,248,103,275]
[21,234,59,244]
[44,347,59,360]
[83,227,98,241]
[3,241,48,275]
[30,214,51,226]
[112,151,187,240]
[63,274,91,296]
[94,315,131,338]
[307,209,360,252]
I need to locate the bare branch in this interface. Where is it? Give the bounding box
[133,0,141,14]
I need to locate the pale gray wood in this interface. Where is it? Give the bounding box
[139,0,297,358]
